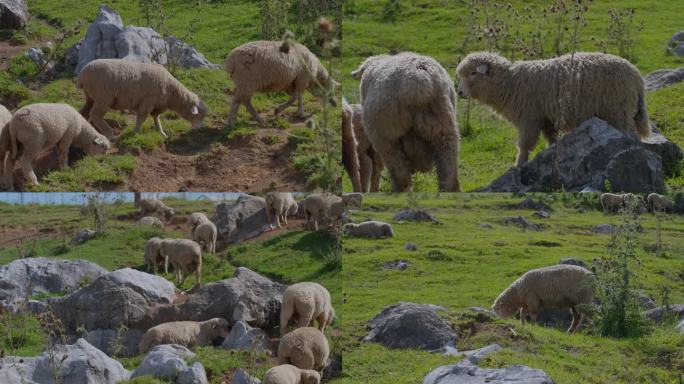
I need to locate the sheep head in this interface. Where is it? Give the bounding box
[182,93,207,129]
[208,318,230,339]
[456,52,511,103]
[163,206,175,219]
[87,134,111,155]
[300,370,321,384]
[492,285,519,319]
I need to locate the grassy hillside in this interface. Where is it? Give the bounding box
[342,0,684,192]
[0,197,342,383]
[340,193,684,383]
[1,0,341,192]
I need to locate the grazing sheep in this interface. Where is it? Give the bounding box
[278,327,329,371]
[193,220,217,254]
[77,59,207,139]
[302,194,327,231]
[350,103,383,192]
[144,237,167,274]
[325,196,344,228]
[225,40,334,127]
[139,198,175,219]
[600,193,625,214]
[456,52,651,166]
[341,192,363,208]
[266,192,298,229]
[343,221,394,239]
[1,103,110,189]
[342,98,362,192]
[187,212,210,233]
[138,216,165,231]
[263,364,321,384]
[0,104,12,187]
[492,264,595,333]
[159,238,202,286]
[138,318,229,353]
[353,52,460,192]
[647,193,674,213]
[281,282,335,336]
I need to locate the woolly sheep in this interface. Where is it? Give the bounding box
[0,103,110,189]
[350,103,383,192]
[0,104,11,187]
[193,220,217,254]
[343,221,393,239]
[266,192,298,229]
[600,193,625,214]
[138,216,165,231]
[302,194,332,231]
[263,364,321,384]
[281,282,335,336]
[159,238,203,286]
[342,98,362,192]
[187,212,210,233]
[225,40,335,127]
[341,192,363,208]
[352,52,461,192]
[325,196,344,228]
[139,198,175,219]
[77,59,208,139]
[138,318,229,353]
[277,327,330,371]
[456,52,651,166]
[144,237,167,274]
[492,264,595,333]
[647,193,674,213]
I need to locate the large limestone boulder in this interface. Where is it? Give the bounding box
[644,67,684,92]
[213,194,271,249]
[0,0,28,30]
[75,4,123,73]
[115,25,168,64]
[424,359,555,384]
[131,344,194,381]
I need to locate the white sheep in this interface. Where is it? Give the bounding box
[139,198,175,219]
[341,193,363,208]
[492,264,595,333]
[144,237,167,274]
[159,238,202,286]
[193,220,217,255]
[600,193,625,214]
[1,103,110,189]
[456,52,651,166]
[302,194,343,231]
[280,282,335,336]
[350,103,383,192]
[0,104,12,187]
[225,40,334,127]
[138,318,229,353]
[187,212,210,233]
[353,52,461,192]
[342,98,362,192]
[277,327,330,371]
[343,221,394,239]
[266,192,298,229]
[647,193,674,213]
[137,216,165,231]
[77,59,207,139]
[263,364,321,384]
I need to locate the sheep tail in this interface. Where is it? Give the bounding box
[635,93,651,138]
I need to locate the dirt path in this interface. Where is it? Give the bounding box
[0,40,28,70]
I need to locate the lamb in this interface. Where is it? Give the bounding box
[350,103,383,192]
[263,364,321,384]
[77,59,208,139]
[492,264,595,333]
[187,212,210,233]
[193,220,217,254]
[1,103,110,189]
[341,192,363,208]
[352,52,460,192]
[456,52,651,166]
[138,216,165,231]
[277,327,330,371]
[266,192,299,229]
[138,318,229,353]
[159,238,203,286]
[225,40,335,127]
[143,237,167,274]
[139,198,175,219]
[647,193,674,213]
[280,282,335,336]
[343,221,394,239]
[342,98,362,192]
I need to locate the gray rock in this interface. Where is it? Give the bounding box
[49,268,176,332]
[641,133,683,177]
[479,223,493,229]
[68,328,145,357]
[461,343,503,364]
[26,299,48,315]
[214,194,271,249]
[323,353,343,380]
[534,210,550,219]
[511,198,552,212]
[636,293,657,311]
[643,304,684,323]
[76,4,124,73]
[116,25,168,64]
[131,344,194,381]
[167,36,219,69]
[232,369,261,384]
[0,338,131,384]
[559,258,589,269]
[644,67,684,92]
[364,302,457,351]
[71,228,97,245]
[424,359,555,384]
[0,257,107,310]
[0,0,28,30]
[220,320,268,351]
[383,260,410,270]
[677,319,684,333]
[177,362,209,384]
[501,216,543,231]
[593,224,617,234]
[479,118,668,193]
[405,243,417,251]
[393,209,438,222]
[668,31,684,57]
[25,47,46,66]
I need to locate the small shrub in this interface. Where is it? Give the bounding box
[606,8,643,63]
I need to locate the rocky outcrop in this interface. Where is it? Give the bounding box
[220,320,269,351]
[213,194,271,249]
[424,359,555,384]
[0,0,28,30]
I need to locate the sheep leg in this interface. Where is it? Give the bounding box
[244,98,265,126]
[133,114,148,135]
[519,307,527,325]
[568,308,583,333]
[152,113,168,138]
[163,256,169,275]
[80,95,94,119]
[280,304,293,336]
[275,94,296,115]
[380,142,412,192]
[515,124,541,167]
[370,154,384,193]
[431,135,461,192]
[275,209,282,229]
[316,312,328,333]
[19,150,38,186]
[266,207,274,229]
[226,97,241,128]
[296,91,304,118]
[56,140,71,170]
[281,212,288,226]
[3,155,14,191]
[89,105,116,140]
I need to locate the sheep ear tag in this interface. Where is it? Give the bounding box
[476,64,488,74]
[94,137,105,145]
[191,105,199,115]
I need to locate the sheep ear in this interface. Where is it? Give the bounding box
[94,137,105,145]
[191,105,199,115]
[476,64,488,74]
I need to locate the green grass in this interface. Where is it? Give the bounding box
[340,193,684,383]
[342,0,684,192]
[31,155,137,192]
